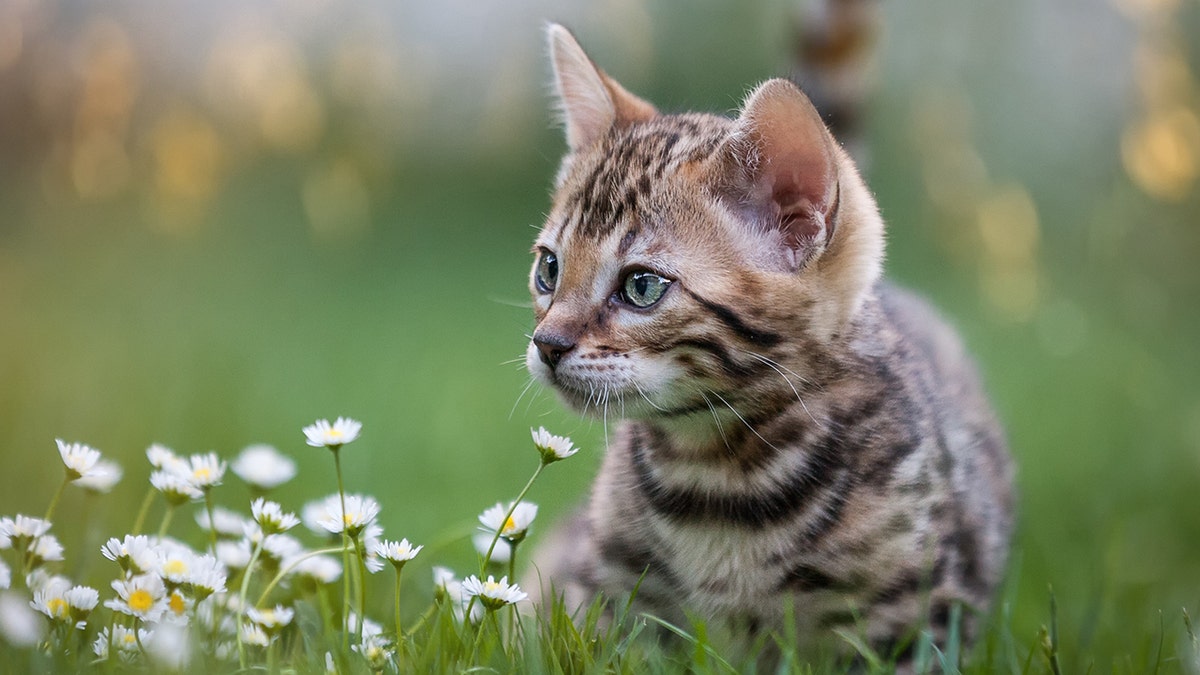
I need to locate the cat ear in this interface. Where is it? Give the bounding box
[546,23,657,152]
[723,79,840,270]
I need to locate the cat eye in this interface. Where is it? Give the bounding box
[535,250,559,293]
[622,271,672,308]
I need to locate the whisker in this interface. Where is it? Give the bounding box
[632,381,668,413]
[739,350,822,428]
[710,389,782,454]
[699,390,732,453]
[509,377,538,421]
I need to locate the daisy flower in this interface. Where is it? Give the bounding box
[145,622,192,670]
[251,498,300,534]
[65,586,99,624]
[0,515,52,549]
[106,573,167,622]
[195,506,252,539]
[157,546,198,587]
[353,634,394,671]
[55,439,102,481]
[472,532,513,564]
[27,534,64,568]
[0,560,9,590]
[184,452,226,490]
[75,459,123,493]
[232,444,297,490]
[531,427,579,464]
[346,611,384,639]
[30,584,71,623]
[147,443,187,473]
[101,534,160,575]
[290,554,342,585]
[93,625,151,661]
[372,538,422,569]
[478,501,539,544]
[0,591,44,647]
[151,470,203,505]
[216,540,252,571]
[240,622,270,647]
[461,575,528,611]
[303,417,362,449]
[432,568,482,623]
[246,604,294,634]
[316,494,380,537]
[186,554,227,600]
[163,589,193,624]
[260,533,304,564]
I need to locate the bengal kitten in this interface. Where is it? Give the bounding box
[524,23,1015,659]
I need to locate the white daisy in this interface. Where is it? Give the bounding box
[65,586,99,624]
[157,547,198,586]
[151,470,203,505]
[101,534,160,575]
[195,506,252,539]
[30,585,71,623]
[531,427,579,464]
[75,459,123,493]
[93,625,150,660]
[56,439,102,481]
[0,515,52,549]
[0,590,44,647]
[232,444,297,490]
[260,533,304,564]
[372,538,422,569]
[106,573,167,622]
[246,604,294,634]
[316,494,380,537]
[478,501,538,544]
[461,575,528,611]
[162,588,193,624]
[185,452,226,489]
[25,571,71,595]
[146,622,192,669]
[215,540,252,571]
[240,622,270,647]
[472,532,513,565]
[28,534,64,567]
[147,443,187,473]
[290,554,342,585]
[0,560,9,590]
[353,633,394,671]
[251,498,299,534]
[186,554,227,600]
[431,568,482,623]
[303,417,362,449]
[346,611,383,639]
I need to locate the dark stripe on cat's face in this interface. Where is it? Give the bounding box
[682,287,782,348]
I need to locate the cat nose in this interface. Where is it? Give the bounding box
[533,331,576,369]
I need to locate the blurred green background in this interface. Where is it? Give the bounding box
[1,0,1198,666]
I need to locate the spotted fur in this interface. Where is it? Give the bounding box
[524,24,1014,659]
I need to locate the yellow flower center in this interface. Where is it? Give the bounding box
[261,609,276,623]
[194,467,211,482]
[128,589,154,613]
[483,581,502,594]
[169,592,186,616]
[329,429,342,438]
[122,633,137,645]
[502,516,517,533]
[163,559,188,577]
[47,597,69,619]
[343,513,357,526]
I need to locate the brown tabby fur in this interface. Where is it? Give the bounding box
[524,23,1015,659]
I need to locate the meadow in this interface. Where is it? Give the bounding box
[0,1,1198,671]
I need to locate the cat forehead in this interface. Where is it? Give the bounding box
[546,113,732,244]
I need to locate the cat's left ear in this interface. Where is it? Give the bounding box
[547,23,657,153]
[722,79,840,271]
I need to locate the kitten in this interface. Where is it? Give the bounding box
[524,23,1015,660]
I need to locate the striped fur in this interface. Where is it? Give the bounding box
[525,24,1014,659]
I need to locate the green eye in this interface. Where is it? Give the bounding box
[535,251,559,293]
[622,271,672,308]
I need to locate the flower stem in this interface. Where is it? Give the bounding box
[43,475,70,523]
[236,538,265,669]
[353,537,368,647]
[332,447,352,651]
[131,487,156,535]
[254,546,343,607]
[203,491,218,554]
[479,463,543,573]
[393,565,404,656]
[156,504,176,540]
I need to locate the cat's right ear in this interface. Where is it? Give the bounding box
[547,23,656,153]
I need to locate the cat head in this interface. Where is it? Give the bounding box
[527,24,884,421]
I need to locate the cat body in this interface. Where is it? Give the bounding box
[525,24,1014,655]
